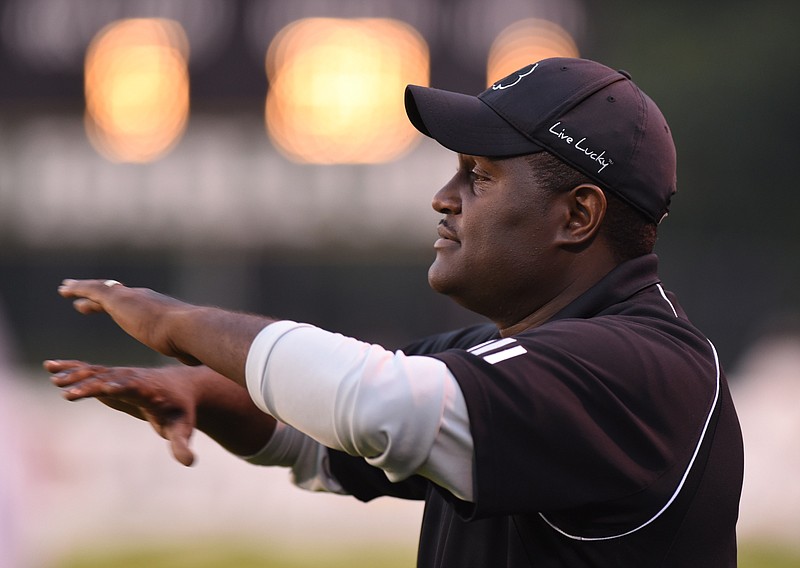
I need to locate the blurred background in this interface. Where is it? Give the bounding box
[0,0,799,566]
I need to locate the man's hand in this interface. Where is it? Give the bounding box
[45,359,198,466]
[56,279,271,385]
[58,279,201,365]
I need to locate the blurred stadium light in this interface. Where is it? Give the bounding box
[487,18,579,85]
[84,18,190,163]
[265,18,429,164]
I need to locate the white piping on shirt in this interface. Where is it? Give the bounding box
[538,287,721,541]
[656,283,678,317]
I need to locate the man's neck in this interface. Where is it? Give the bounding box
[497,252,619,337]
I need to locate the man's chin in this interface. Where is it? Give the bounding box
[428,263,457,296]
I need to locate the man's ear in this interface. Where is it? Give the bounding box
[556,184,607,247]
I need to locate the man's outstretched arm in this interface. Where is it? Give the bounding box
[57,279,273,386]
[55,278,476,500]
[45,361,276,465]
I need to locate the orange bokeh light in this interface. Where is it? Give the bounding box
[487,19,579,86]
[265,18,429,164]
[85,18,190,163]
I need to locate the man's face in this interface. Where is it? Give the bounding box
[428,153,566,325]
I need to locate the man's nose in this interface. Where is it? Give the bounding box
[432,175,462,215]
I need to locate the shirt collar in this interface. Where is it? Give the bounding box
[548,253,662,321]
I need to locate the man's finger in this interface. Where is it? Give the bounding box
[72,297,106,315]
[57,278,92,298]
[50,368,94,388]
[165,423,195,466]
[58,278,124,299]
[61,382,100,401]
[43,359,85,372]
[57,279,117,315]
[47,362,107,386]
[59,377,123,401]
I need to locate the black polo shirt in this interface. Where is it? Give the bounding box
[329,254,744,567]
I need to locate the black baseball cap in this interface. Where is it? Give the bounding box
[405,57,676,224]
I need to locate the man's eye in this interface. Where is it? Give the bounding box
[470,170,489,182]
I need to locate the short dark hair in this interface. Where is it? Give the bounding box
[525,152,657,262]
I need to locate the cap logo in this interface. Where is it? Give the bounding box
[491,62,538,91]
[548,121,613,173]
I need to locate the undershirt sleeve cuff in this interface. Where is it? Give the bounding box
[245,320,312,415]
[240,421,346,495]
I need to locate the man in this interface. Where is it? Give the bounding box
[46,57,744,567]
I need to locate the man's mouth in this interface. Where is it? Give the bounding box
[437,219,459,242]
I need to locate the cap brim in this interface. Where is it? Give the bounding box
[404,84,543,157]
